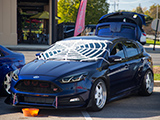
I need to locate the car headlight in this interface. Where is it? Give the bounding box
[59,73,87,84]
[12,69,19,81]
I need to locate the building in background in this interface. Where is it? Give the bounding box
[0,0,57,45]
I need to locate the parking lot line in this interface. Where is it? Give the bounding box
[81,111,92,120]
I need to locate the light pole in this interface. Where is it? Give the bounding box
[157,4,158,19]
[110,0,119,12]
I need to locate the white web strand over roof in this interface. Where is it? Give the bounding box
[38,39,109,60]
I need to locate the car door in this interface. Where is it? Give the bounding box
[123,41,143,87]
[107,41,133,97]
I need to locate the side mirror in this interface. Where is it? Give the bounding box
[108,55,122,63]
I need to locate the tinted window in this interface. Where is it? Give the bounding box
[121,25,135,30]
[97,25,111,36]
[121,25,135,39]
[0,51,3,57]
[110,43,125,59]
[124,42,139,58]
[136,42,144,53]
[97,24,136,40]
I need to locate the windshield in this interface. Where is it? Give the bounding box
[38,39,108,61]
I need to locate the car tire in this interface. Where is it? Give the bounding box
[2,72,12,96]
[139,70,154,96]
[89,79,107,111]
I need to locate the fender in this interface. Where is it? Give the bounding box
[139,62,153,87]
[87,74,110,108]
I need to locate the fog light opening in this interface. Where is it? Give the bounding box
[70,98,80,102]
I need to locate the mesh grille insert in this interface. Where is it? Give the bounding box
[14,80,61,94]
[24,96,54,104]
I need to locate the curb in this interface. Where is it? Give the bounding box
[154,81,160,87]
[144,45,160,53]
[145,44,160,48]
[145,50,160,53]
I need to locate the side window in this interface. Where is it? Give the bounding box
[110,43,125,59]
[124,42,139,58]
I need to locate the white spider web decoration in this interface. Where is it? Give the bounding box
[38,39,109,60]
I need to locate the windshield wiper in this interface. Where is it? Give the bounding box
[80,58,98,62]
[47,58,65,61]
[80,57,110,65]
[66,58,81,61]
[47,58,81,62]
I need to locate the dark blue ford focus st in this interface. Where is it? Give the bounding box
[7,36,154,111]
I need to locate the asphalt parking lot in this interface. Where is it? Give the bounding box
[0,87,160,120]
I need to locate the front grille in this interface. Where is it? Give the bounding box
[24,96,54,104]
[14,80,61,94]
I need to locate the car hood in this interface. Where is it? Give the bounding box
[20,60,98,77]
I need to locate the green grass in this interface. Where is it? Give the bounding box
[154,74,160,81]
[153,66,160,81]
[146,39,160,45]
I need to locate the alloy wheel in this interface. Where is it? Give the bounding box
[4,72,12,94]
[145,71,154,94]
[94,81,107,109]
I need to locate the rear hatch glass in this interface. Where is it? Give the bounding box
[97,24,136,40]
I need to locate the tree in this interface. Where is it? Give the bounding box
[133,3,144,14]
[85,0,109,24]
[58,0,109,24]
[149,4,160,19]
[143,9,153,22]
[58,0,80,23]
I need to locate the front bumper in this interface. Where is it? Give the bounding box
[7,91,89,109]
[8,74,92,109]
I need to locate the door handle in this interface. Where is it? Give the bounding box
[125,64,129,68]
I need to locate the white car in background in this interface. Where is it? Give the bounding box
[140,30,146,45]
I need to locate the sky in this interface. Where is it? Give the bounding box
[108,0,160,13]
